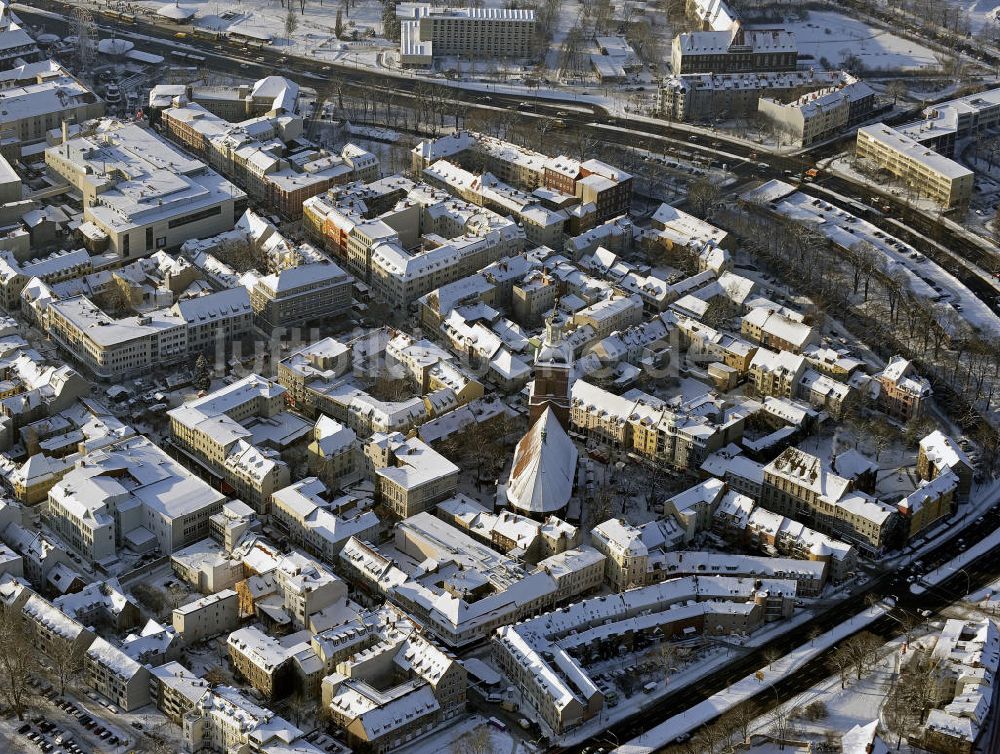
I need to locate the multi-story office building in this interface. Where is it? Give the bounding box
[757,80,877,147]
[0,63,104,146]
[168,376,299,513]
[658,69,860,122]
[364,432,459,518]
[249,261,352,330]
[397,5,535,66]
[856,124,974,210]
[44,288,251,381]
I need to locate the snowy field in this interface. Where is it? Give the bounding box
[783,11,940,72]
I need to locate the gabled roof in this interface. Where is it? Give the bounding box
[506,408,577,515]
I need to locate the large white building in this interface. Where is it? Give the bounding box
[43,287,252,381]
[45,120,247,256]
[398,5,536,66]
[46,436,227,562]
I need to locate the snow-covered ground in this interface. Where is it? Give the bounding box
[613,602,891,754]
[783,11,941,72]
[393,714,530,754]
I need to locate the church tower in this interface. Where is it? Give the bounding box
[529,309,573,427]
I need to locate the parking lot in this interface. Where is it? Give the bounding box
[23,675,131,754]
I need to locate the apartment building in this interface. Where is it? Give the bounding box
[671,24,797,75]
[398,5,535,66]
[422,160,568,248]
[856,124,974,210]
[44,287,251,381]
[271,477,380,562]
[657,69,863,122]
[168,376,298,513]
[150,662,212,723]
[307,415,361,490]
[364,432,459,518]
[749,347,805,399]
[45,120,246,256]
[897,471,957,539]
[320,609,467,753]
[172,589,240,644]
[122,621,181,670]
[741,307,817,353]
[85,638,151,711]
[276,337,353,415]
[760,447,900,554]
[437,495,579,563]
[182,685,316,754]
[156,90,378,219]
[572,294,644,340]
[21,593,95,663]
[46,436,226,561]
[921,619,998,754]
[918,430,973,502]
[227,626,323,700]
[569,380,750,472]
[412,134,632,223]
[590,516,686,590]
[876,355,932,422]
[493,576,794,734]
[757,80,877,147]
[305,177,525,308]
[359,512,602,648]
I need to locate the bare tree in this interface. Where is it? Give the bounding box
[769,705,793,751]
[728,700,759,746]
[887,79,908,104]
[687,177,722,218]
[0,608,36,720]
[842,632,882,681]
[47,640,83,696]
[763,646,782,670]
[452,724,494,754]
[828,644,852,689]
